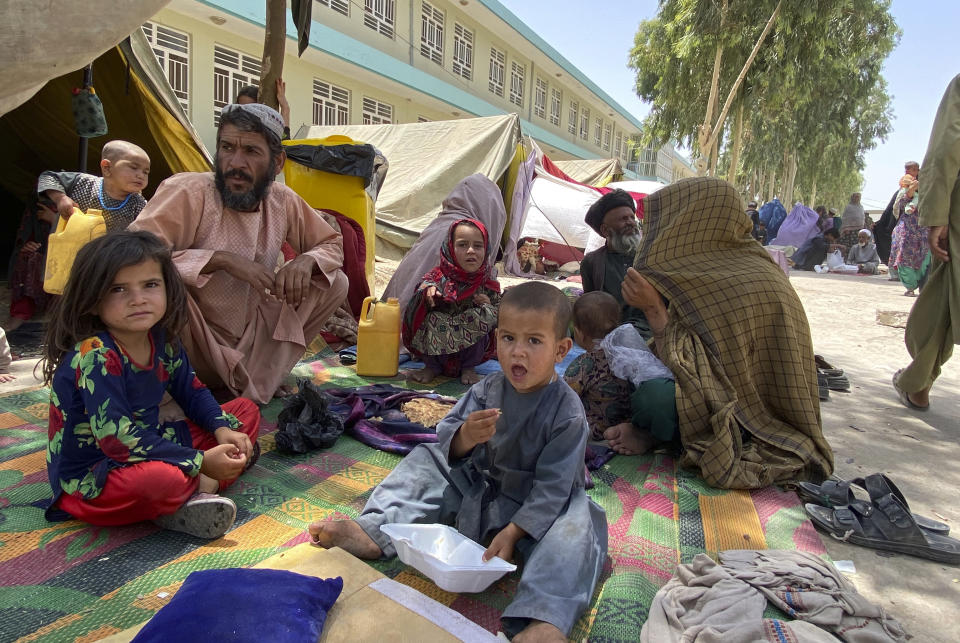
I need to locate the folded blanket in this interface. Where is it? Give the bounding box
[642,549,907,642]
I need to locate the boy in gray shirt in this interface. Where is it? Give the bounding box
[310,282,607,642]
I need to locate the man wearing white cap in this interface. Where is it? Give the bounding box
[131,103,348,403]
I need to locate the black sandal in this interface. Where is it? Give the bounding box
[814,354,844,377]
[806,497,960,564]
[797,475,949,534]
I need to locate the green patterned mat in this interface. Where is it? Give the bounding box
[0,347,825,641]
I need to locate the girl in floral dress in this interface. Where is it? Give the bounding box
[40,231,260,539]
[402,218,501,385]
[890,174,931,296]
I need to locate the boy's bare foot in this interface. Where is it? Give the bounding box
[407,366,439,384]
[512,620,567,642]
[198,473,219,494]
[460,367,482,385]
[308,520,382,559]
[603,422,654,456]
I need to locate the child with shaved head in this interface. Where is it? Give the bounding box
[309,282,607,642]
[38,140,150,230]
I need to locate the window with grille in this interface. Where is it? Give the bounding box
[579,107,589,140]
[315,0,349,16]
[636,145,659,177]
[452,23,473,80]
[533,77,547,119]
[364,0,395,38]
[488,47,505,97]
[313,79,350,126]
[568,100,578,135]
[549,88,561,126]
[362,97,393,124]
[594,117,602,146]
[603,124,612,152]
[213,44,261,127]
[420,2,444,65]
[615,132,622,159]
[509,61,525,108]
[142,22,190,115]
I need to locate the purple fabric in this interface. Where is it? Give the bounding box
[324,385,445,455]
[324,383,615,471]
[769,203,820,247]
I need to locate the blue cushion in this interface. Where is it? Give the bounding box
[132,568,343,642]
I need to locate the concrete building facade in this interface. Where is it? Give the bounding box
[145,0,676,181]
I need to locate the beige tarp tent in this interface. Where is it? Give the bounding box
[0,0,170,116]
[295,114,522,254]
[552,158,624,187]
[1,27,212,267]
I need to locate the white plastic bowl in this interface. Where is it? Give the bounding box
[380,523,517,593]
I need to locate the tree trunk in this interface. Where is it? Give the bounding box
[709,118,721,176]
[783,152,798,206]
[767,169,776,202]
[259,0,287,109]
[810,178,818,209]
[697,0,727,175]
[727,96,744,186]
[703,0,783,156]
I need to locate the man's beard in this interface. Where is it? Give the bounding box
[608,228,642,255]
[214,162,274,211]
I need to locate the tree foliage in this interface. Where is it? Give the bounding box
[629,0,900,206]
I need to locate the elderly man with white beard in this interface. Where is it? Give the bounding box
[580,190,651,338]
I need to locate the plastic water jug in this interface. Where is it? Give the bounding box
[44,208,107,295]
[356,297,401,377]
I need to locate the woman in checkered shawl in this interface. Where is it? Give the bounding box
[620,177,834,489]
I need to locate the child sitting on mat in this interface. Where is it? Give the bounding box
[566,291,676,456]
[403,218,500,385]
[38,140,150,231]
[310,282,608,642]
[40,231,260,539]
[565,291,634,441]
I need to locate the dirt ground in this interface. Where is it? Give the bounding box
[2,263,958,640]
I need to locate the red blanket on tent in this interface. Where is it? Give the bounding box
[539,154,647,220]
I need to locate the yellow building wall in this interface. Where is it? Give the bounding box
[149,1,639,160]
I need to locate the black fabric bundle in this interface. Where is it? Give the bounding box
[274,379,345,454]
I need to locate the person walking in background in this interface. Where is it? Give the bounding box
[889,173,930,296]
[876,161,920,280]
[893,74,960,411]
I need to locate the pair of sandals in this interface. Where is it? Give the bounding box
[815,355,849,401]
[799,474,960,564]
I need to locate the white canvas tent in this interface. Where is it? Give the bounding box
[503,142,666,275]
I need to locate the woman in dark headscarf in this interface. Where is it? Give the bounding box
[608,177,834,489]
